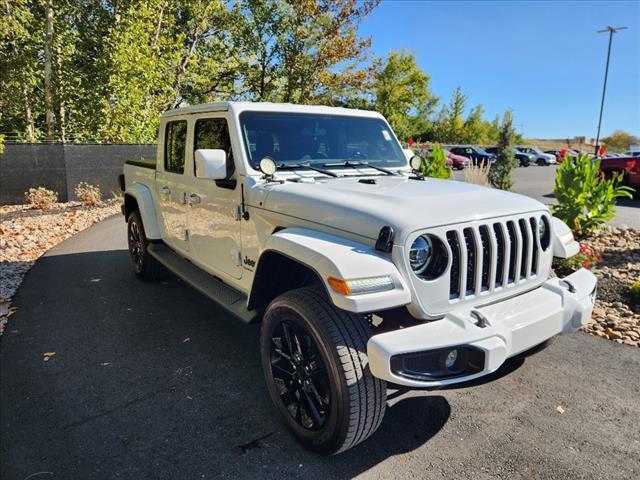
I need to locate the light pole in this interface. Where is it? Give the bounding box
[594,26,627,156]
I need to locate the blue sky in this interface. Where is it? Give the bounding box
[359,0,640,139]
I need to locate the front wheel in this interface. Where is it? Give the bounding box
[260,286,386,454]
[537,158,546,166]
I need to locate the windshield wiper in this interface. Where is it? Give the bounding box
[277,163,339,177]
[322,160,396,176]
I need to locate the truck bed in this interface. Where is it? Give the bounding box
[125,158,156,169]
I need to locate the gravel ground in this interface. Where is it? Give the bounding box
[581,227,640,347]
[0,202,120,334]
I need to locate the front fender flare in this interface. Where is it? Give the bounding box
[551,216,579,258]
[260,228,411,313]
[126,183,161,240]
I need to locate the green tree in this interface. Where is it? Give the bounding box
[488,111,518,190]
[232,0,377,106]
[486,114,501,144]
[445,87,466,142]
[373,50,435,141]
[461,105,489,144]
[1,0,42,141]
[601,130,639,152]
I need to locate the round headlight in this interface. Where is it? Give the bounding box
[538,217,546,238]
[539,216,551,250]
[409,236,432,274]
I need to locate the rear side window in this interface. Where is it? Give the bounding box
[165,120,187,174]
[194,118,234,177]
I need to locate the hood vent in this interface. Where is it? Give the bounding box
[358,178,377,184]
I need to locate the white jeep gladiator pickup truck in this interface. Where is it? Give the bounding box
[119,102,597,454]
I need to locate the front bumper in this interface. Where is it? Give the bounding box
[368,268,597,387]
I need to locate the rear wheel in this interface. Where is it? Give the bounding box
[127,211,160,281]
[260,286,386,454]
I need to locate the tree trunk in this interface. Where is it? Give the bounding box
[44,0,55,140]
[55,43,66,143]
[22,84,35,142]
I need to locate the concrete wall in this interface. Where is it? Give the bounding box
[0,144,157,204]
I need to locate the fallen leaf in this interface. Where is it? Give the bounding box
[43,352,56,357]
[101,362,111,366]
[182,338,190,343]
[556,405,565,414]
[90,278,101,283]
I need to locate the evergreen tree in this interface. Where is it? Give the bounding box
[488,111,518,190]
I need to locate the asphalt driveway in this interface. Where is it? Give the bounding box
[1,216,640,480]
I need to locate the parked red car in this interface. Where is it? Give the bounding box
[425,148,469,169]
[599,156,639,192]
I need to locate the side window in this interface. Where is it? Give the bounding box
[164,120,187,174]
[194,118,234,177]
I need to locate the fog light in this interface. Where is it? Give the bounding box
[445,349,458,369]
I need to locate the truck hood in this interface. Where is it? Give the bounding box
[258,175,546,242]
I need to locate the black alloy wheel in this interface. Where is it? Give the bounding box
[260,286,387,454]
[269,317,331,431]
[127,211,160,281]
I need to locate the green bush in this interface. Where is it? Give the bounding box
[552,154,633,237]
[420,145,452,179]
[630,280,640,301]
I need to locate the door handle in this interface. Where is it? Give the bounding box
[188,193,201,205]
[160,185,171,194]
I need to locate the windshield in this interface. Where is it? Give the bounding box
[473,146,490,155]
[239,112,407,169]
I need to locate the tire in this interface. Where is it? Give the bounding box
[260,286,386,454]
[127,210,160,281]
[537,158,546,166]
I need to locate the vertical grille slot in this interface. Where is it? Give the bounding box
[529,217,539,275]
[493,223,506,287]
[506,221,518,283]
[446,231,460,299]
[479,225,491,291]
[463,228,476,295]
[518,219,529,279]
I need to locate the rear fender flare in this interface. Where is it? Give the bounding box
[126,183,161,240]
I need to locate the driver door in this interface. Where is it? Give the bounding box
[187,115,242,280]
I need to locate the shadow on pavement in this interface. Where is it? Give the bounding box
[1,249,450,479]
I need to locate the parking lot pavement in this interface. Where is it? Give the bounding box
[453,165,639,228]
[1,216,640,480]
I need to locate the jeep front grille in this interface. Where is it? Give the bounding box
[445,216,542,300]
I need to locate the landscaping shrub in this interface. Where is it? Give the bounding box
[24,187,58,210]
[552,154,633,237]
[420,145,452,179]
[552,241,602,276]
[463,163,491,186]
[630,280,640,302]
[75,182,102,205]
[488,111,518,190]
